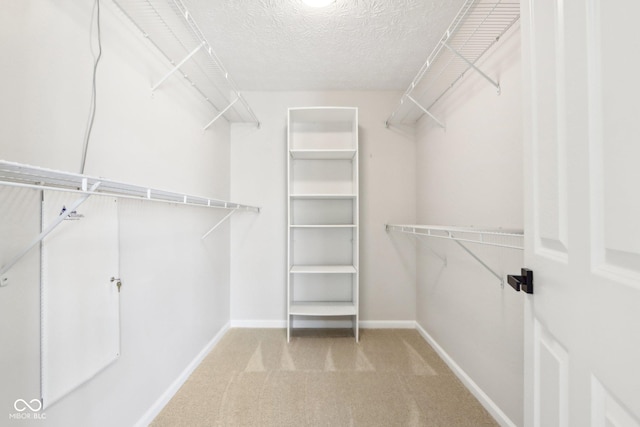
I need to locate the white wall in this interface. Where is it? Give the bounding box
[415,26,524,425]
[0,1,232,425]
[230,91,416,326]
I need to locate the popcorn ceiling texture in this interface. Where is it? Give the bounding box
[182,0,466,90]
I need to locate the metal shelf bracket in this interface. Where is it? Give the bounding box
[151,41,205,92]
[453,238,504,287]
[407,95,446,129]
[441,42,501,94]
[201,209,236,239]
[203,98,239,130]
[0,181,101,279]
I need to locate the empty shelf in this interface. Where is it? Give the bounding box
[290,194,357,200]
[290,224,356,229]
[290,149,357,160]
[386,0,520,126]
[290,265,357,274]
[112,0,259,126]
[289,302,357,316]
[0,160,260,212]
[386,224,523,250]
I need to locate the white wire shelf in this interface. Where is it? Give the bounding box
[385,224,523,250]
[111,0,259,128]
[0,160,260,212]
[386,0,520,127]
[386,223,523,287]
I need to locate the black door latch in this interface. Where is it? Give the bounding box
[507,268,533,294]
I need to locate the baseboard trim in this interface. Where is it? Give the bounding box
[135,321,231,427]
[229,319,416,329]
[230,319,286,328]
[359,320,415,329]
[415,322,517,427]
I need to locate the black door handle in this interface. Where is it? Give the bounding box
[507,268,533,294]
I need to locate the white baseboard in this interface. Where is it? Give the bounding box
[229,319,416,329]
[135,322,231,427]
[415,322,517,427]
[359,320,415,329]
[230,319,286,328]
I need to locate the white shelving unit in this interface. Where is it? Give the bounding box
[287,107,359,341]
[386,0,520,127]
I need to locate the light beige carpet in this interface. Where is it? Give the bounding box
[151,329,498,427]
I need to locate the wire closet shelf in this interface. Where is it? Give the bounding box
[385,224,523,251]
[111,0,259,128]
[0,160,260,212]
[386,0,520,127]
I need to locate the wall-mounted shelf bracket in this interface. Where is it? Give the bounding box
[203,98,239,130]
[407,95,446,129]
[453,239,503,287]
[0,181,101,278]
[201,209,236,239]
[441,42,501,94]
[151,41,205,92]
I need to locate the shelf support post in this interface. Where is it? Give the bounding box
[201,209,237,240]
[151,41,205,92]
[453,238,504,287]
[441,42,501,94]
[406,95,446,129]
[0,182,101,279]
[203,98,239,130]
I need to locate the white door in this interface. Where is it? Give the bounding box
[41,191,120,408]
[522,1,640,426]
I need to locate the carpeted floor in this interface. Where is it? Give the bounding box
[151,329,498,427]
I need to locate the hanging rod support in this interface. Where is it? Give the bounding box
[151,41,205,92]
[0,182,101,279]
[441,42,501,94]
[203,98,239,130]
[453,238,504,287]
[406,95,446,129]
[201,209,237,239]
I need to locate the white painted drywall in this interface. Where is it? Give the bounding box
[230,92,416,326]
[0,1,232,425]
[415,25,524,425]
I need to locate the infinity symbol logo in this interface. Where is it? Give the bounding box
[14,399,42,412]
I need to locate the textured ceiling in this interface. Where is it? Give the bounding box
[182,0,467,91]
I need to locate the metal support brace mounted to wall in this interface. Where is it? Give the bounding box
[441,42,501,94]
[0,182,101,279]
[453,238,504,287]
[203,98,239,130]
[407,95,446,129]
[151,41,205,92]
[201,209,237,240]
